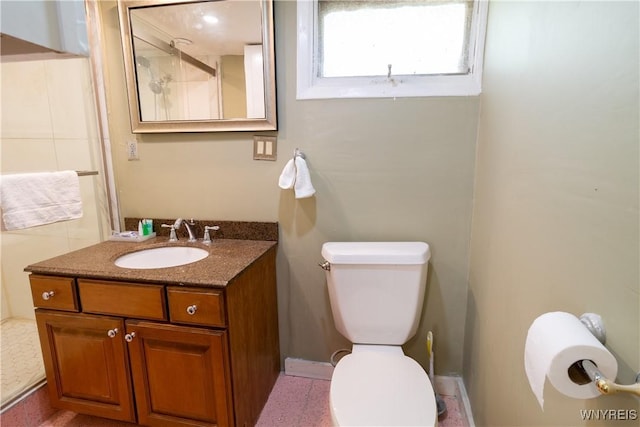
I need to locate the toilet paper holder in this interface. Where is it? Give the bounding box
[577,360,640,397]
[578,313,606,344]
[574,313,640,396]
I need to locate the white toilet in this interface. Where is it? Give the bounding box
[321,241,437,427]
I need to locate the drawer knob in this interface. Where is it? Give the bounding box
[41,291,55,300]
[107,328,119,338]
[124,332,136,342]
[186,305,197,315]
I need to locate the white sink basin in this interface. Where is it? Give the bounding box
[115,246,209,269]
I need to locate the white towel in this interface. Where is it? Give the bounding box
[0,171,83,230]
[278,155,317,199]
[293,156,316,199]
[278,158,296,190]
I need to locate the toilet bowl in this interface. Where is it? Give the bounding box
[330,345,437,427]
[321,242,437,427]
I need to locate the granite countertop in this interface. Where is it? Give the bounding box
[24,237,277,288]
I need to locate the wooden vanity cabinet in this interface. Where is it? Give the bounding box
[126,320,232,427]
[29,247,279,427]
[35,310,136,422]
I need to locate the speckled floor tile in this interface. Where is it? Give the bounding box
[255,374,469,427]
[31,373,470,427]
[300,378,332,426]
[256,375,317,427]
[37,411,135,426]
[1,385,56,427]
[439,395,467,427]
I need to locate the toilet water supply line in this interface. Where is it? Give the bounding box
[427,332,447,416]
[330,349,351,366]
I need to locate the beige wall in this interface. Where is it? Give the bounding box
[221,55,247,119]
[465,1,639,426]
[99,3,639,422]
[99,0,478,373]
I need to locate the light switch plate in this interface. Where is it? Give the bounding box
[253,136,277,161]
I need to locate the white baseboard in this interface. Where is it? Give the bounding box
[284,357,334,380]
[435,375,475,427]
[283,357,475,427]
[454,376,476,427]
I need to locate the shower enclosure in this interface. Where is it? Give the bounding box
[132,39,222,121]
[0,57,111,410]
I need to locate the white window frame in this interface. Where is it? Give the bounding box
[296,0,489,99]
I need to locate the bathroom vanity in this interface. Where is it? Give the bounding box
[25,232,279,427]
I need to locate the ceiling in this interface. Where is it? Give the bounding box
[131,0,263,56]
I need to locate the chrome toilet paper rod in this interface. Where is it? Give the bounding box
[579,360,640,396]
[575,313,640,396]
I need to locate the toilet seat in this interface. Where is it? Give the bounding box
[330,346,437,427]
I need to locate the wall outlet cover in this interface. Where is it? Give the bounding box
[127,140,139,160]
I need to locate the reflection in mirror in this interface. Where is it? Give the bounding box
[118,0,277,133]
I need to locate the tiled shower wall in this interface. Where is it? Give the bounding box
[0,57,111,321]
[0,57,111,408]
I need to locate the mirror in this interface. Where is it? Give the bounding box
[117,0,277,133]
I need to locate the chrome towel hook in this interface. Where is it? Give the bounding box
[294,148,305,159]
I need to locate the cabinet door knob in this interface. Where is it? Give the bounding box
[42,291,55,300]
[124,332,136,342]
[107,328,119,338]
[186,305,197,315]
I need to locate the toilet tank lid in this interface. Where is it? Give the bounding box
[321,242,431,265]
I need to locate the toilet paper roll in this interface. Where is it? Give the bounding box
[524,311,618,409]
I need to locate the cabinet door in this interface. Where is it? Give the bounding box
[35,309,135,422]
[126,320,233,427]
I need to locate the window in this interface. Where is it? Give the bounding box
[297,0,488,99]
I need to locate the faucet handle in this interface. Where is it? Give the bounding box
[203,226,220,244]
[161,224,178,242]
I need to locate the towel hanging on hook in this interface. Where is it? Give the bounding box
[278,148,315,199]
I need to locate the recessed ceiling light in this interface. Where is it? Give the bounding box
[203,14,218,24]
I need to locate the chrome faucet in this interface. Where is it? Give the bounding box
[160,223,178,242]
[162,218,197,242]
[174,218,197,242]
[203,225,220,245]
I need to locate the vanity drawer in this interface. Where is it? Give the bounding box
[168,288,226,327]
[78,279,167,321]
[29,275,79,312]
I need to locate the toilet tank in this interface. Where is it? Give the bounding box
[321,242,430,345]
